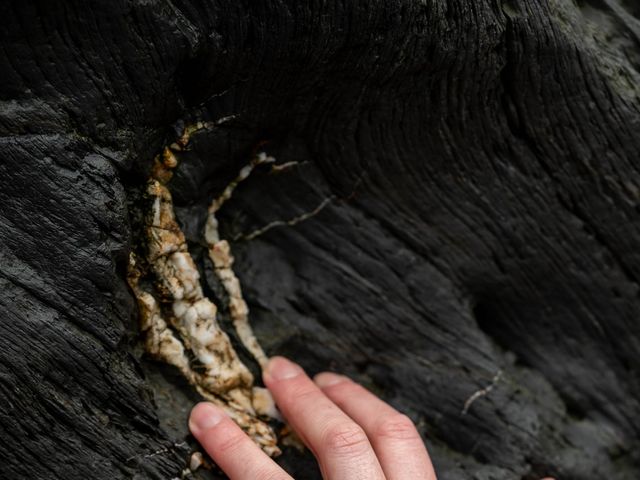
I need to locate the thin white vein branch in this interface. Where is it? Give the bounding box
[461,370,503,415]
[238,195,336,242]
[205,152,277,369]
[208,152,275,220]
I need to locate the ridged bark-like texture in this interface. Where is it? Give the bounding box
[1,1,639,479]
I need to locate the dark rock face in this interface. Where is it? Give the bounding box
[1,1,639,479]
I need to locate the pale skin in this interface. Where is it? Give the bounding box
[189,356,556,479]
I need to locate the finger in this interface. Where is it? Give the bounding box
[315,372,437,480]
[263,357,385,480]
[189,402,292,480]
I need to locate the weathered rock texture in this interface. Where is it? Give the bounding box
[1,1,639,479]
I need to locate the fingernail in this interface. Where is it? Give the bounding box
[189,402,224,436]
[314,372,348,388]
[265,356,303,381]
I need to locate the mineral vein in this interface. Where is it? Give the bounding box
[127,124,280,456]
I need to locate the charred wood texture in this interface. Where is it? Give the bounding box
[1,1,640,479]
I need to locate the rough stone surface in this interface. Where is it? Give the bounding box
[1,1,639,479]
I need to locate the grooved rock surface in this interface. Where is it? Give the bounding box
[1,1,639,479]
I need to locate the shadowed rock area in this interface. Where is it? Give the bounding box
[1,1,639,479]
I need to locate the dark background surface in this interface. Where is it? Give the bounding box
[1,1,639,479]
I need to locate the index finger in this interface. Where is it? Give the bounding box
[189,402,292,480]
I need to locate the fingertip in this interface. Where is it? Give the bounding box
[189,402,225,437]
[314,372,350,388]
[264,356,304,383]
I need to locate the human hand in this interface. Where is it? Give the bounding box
[189,356,437,479]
